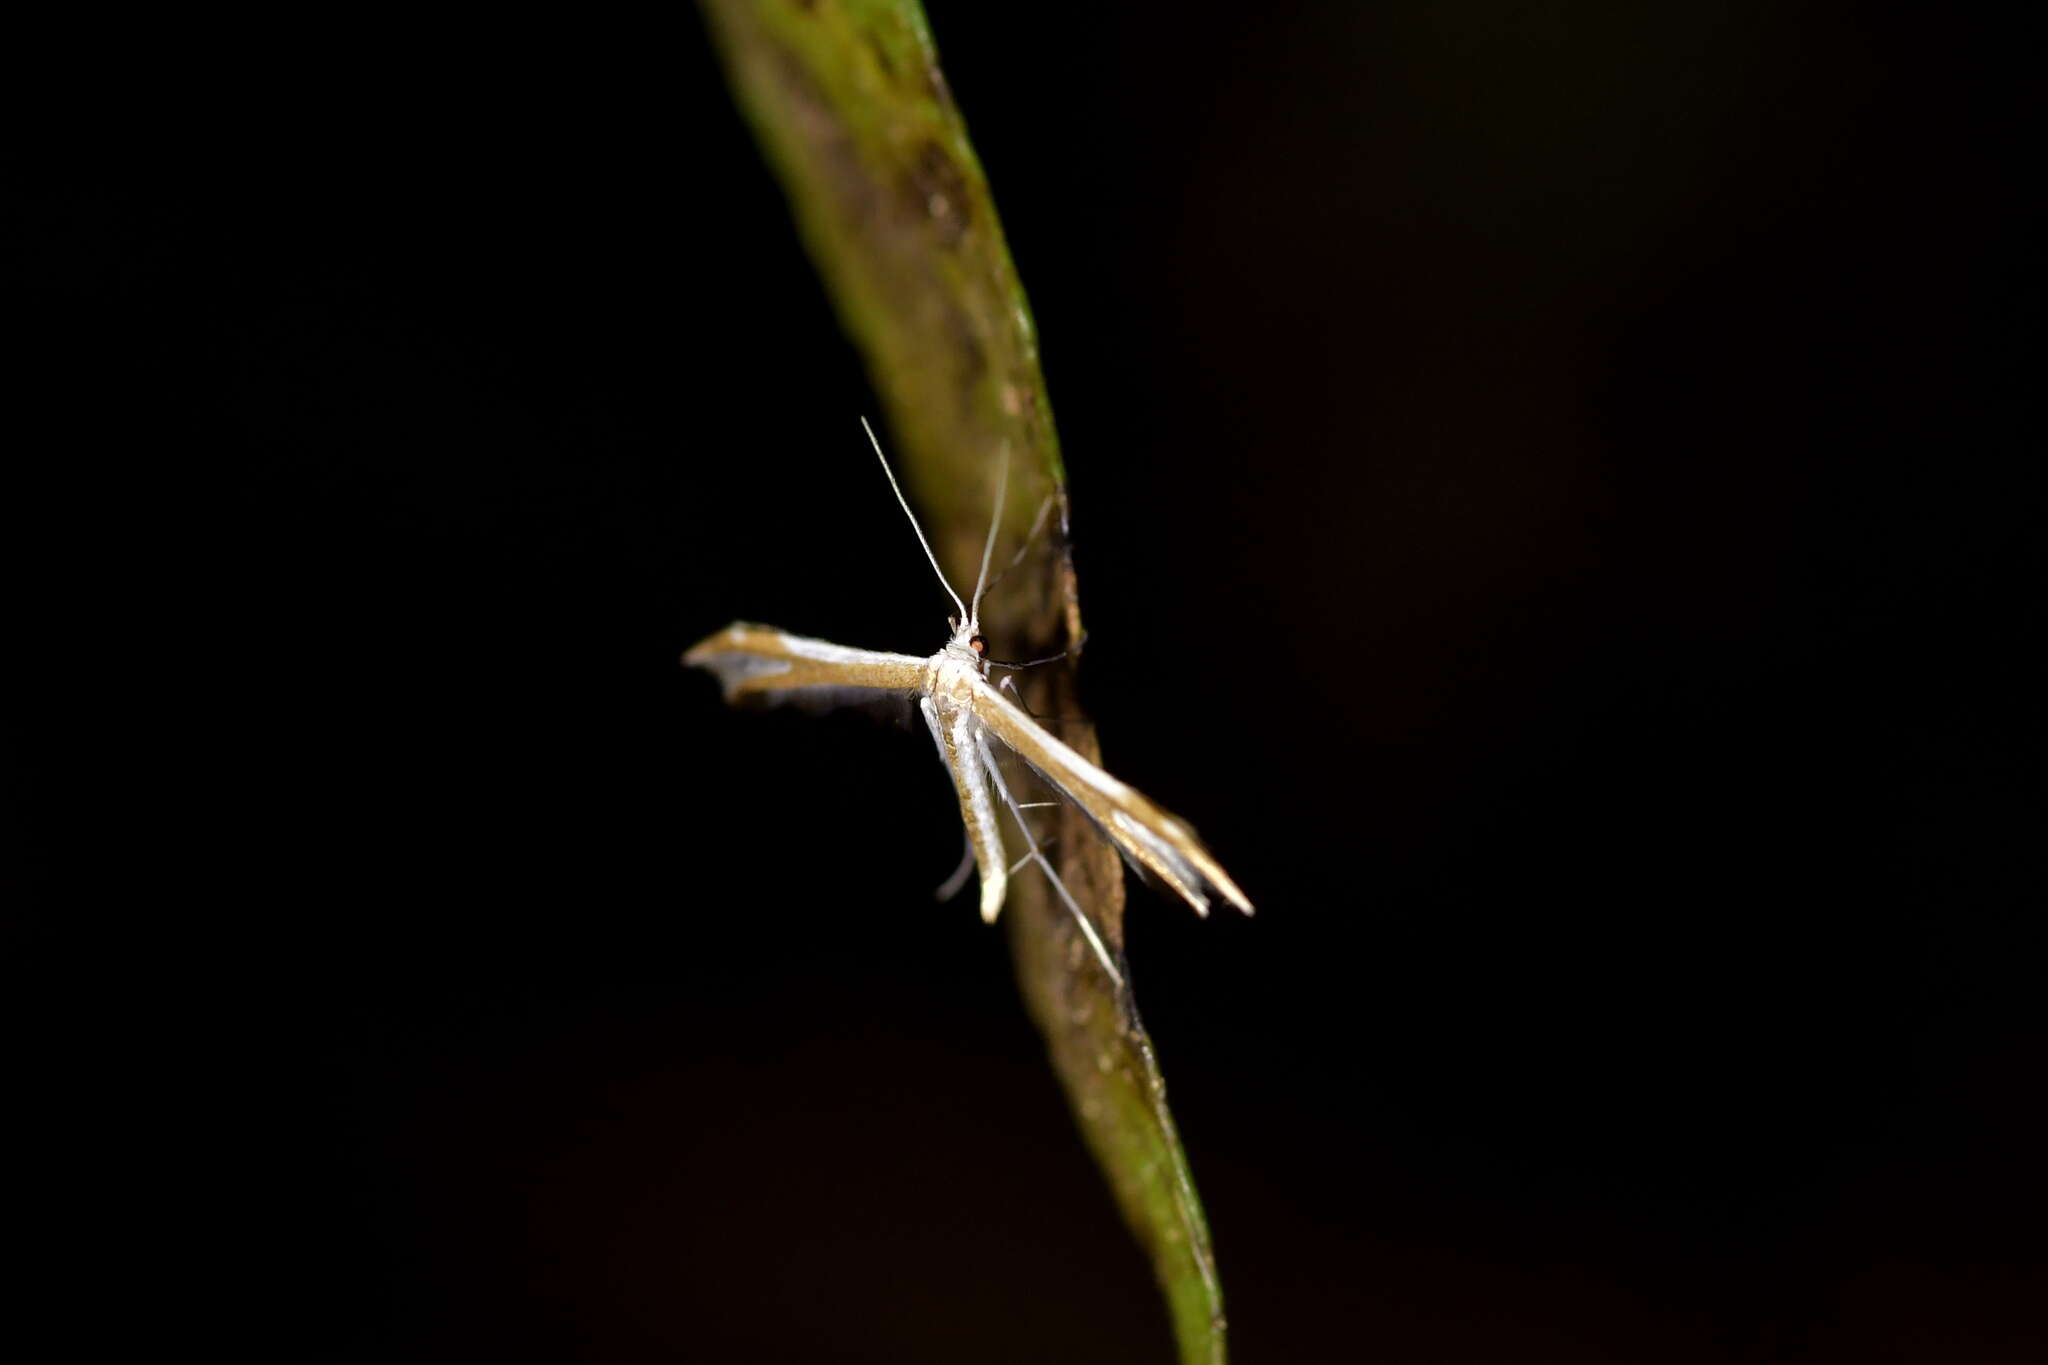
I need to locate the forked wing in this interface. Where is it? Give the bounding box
[967,675,1253,917]
[683,623,927,702]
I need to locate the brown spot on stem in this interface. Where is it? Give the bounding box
[908,138,970,248]
[864,29,895,79]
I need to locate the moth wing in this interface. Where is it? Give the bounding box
[683,623,927,714]
[921,698,1007,924]
[967,675,1253,917]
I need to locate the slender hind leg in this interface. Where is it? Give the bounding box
[935,830,975,902]
[977,732,1124,986]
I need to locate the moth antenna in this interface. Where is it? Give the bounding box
[861,415,968,624]
[968,441,1010,631]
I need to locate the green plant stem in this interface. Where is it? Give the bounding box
[697,4,1226,1359]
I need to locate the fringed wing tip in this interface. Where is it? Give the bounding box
[1193,842,1254,917]
[1195,852,1254,918]
[1156,815,1254,917]
[1106,807,1254,921]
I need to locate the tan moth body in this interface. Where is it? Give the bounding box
[682,422,1250,979]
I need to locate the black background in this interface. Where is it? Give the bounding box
[9,4,2038,1361]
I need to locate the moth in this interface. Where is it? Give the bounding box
[684,420,1251,982]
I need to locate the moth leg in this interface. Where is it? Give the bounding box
[977,733,1124,987]
[935,829,976,903]
[984,638,1082,673]
[1007,828,1064,874]
[994,673,1073,729]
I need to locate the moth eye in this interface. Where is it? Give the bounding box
[969,635,987,655]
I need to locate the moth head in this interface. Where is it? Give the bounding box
[945,613,983,652]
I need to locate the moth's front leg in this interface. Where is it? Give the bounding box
[921,696,1007,923]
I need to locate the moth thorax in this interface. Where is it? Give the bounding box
[927,649,984,701]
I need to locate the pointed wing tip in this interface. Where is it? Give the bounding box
[978,861,1008,924]
[682,621,754,667]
